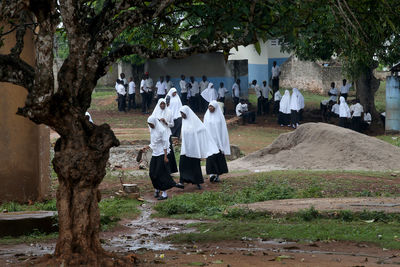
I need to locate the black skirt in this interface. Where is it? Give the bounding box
[291,109,299,125]
[179,155,203,184]
[206,152,228,175]
[149,155,176,191]
[171,117,182,138]
[278,112,290,125]
[168,137,178,173]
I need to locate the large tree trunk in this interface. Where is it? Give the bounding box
[355,64,383,133]
[51,121,127,266]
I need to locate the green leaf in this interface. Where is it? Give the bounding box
[254,41,261,55]
[173,40,180,51]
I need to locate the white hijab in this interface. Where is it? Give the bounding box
[279,90,291,114]
[339,96,351,118]
[147,116,170,153]
[180,105,219,159]
[151,98,173,135]
[201,83,218,103]
[290,88,300,111]
[166,88,182,119]
[203,101,231,155]
[295,88,305,109]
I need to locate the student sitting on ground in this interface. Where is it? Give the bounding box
[331,102,340,118]
[361,109,372,132]
[236,99,255,125]
[350,99,364,132]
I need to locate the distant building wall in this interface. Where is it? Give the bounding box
[145,52,249,98]
[0,22,50,203]
[229,40,290,87]
[280,56,345,93]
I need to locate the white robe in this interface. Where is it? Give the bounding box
[201,83,218,103]
[203,101,231,155]
[279,90,291,114]
[339,96,351,118]
[166,88,182,120]
[147,116,170,156]
[179,105,219,159]
[151,98,174,135]
[290,88,300,111]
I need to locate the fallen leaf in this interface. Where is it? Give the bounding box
[211,260,223,264]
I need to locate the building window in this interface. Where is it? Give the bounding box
[270,39,279,46]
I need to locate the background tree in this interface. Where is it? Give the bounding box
[0,0,280,265]
[276,0,400,130]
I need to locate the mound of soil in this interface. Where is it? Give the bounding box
[230,122,400,171]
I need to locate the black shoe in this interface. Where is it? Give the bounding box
[175,183,184,189]
[210,175,216,182]
[214,176,220,183]
[197,184,202,190]
[157,195,168,201]
[154,191,160,198]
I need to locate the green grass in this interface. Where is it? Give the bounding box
[167,217,400,249]
[154,170,400,220]
[92,90,116,99]
[377,134,400,147]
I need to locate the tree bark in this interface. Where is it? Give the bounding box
[51,121,125,266]
[355,64,383,133]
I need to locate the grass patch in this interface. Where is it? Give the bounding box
[167,217,400,249]
[154,170,400,220]
[376,134,400,147]
[0,231,58,245]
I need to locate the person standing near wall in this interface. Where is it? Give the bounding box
[232,79,241,110]
[140,74,147,114]
[271,61,281,92]
[252,80,263,116]
[328,82,339,103]
[145,72,154,112]
[128,77,136,111]
[350,99,364,132]
[199,75,210,112]
[340,79,352,100]
[156,76,167,101]
[165,75,173,92]
[116,79,126,112]
[179,75,188,105]
[218,82,228,104]
[273,89,282,115]
[189,76,200,112]
[261,80,272,115]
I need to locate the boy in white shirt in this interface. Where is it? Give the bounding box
[116,79,126,112]
[340,79,352,100]
[232,79,241,109]
[328,82,338,103]
[236,99,255,125]
[165,75,173,91]
[144,72,153,113]
[128,77,136,110]
[273,89,282,115]
[350,99,364,132]
[261,80,272,114]
[217,82,229,103]
[156,76,167,100]
[140,75,147,113]
[179,75,188,105]
[199,75,209,112]
[251,80,263,116]
[189,76,200,112]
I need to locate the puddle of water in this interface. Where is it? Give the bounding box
[103,203,196,252]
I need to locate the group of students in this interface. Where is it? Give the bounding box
[320,80,371,132]
[145,87,231,200]
[276,88,305,129]
[115,73,137,112]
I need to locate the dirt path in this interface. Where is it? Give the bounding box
[1,194,400,266]
[235,197,400,214]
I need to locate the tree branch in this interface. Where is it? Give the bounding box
[0,54,35,90]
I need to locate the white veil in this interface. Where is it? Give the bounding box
[179,105,219,159]
[279,90,291,114]
[201,83,218,103]
[147,116,170,154]
[167,88,182,119]
[203,100,231,155]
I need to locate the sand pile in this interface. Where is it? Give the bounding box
[230,123,400,171]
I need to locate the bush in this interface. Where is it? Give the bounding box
[299,206,320,221]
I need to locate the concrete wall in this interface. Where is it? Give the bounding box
[386,76,400,133]
[229,40,290,87]
[145,52,249,97]
[280,56,344,93]
[0,23,50,203]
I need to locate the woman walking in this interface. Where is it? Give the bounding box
[176,106,219,190]
[166,88,183,138]
[203,101,230,182]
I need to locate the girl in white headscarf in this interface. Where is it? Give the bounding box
[339,96,351,128]
[166,88,183,138]
[177,105,219,189]
[201,83,218,104]
[290,88,301,128]
[147,116,181,201]
[203,101,230,182]
[152,98,178,173]
[278,90,291,126]
[296,88,305,121]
